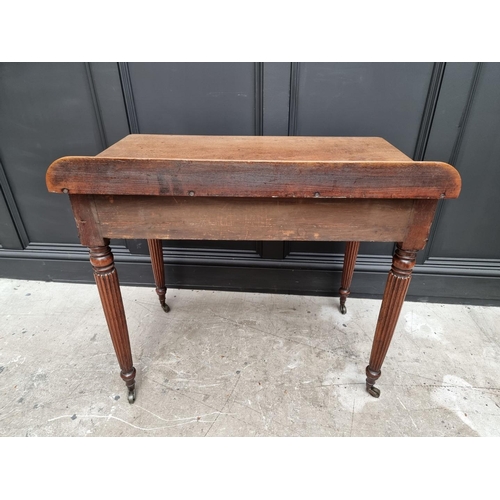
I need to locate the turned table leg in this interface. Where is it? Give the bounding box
[366,244,417,398]
[89,242,137,403]
[339,241,360,314]
[147,239,170,312]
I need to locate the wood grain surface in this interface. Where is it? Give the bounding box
[47,159,461,199]
[95,135,412,161]
[91,195,415,242]
[46,134,461,199]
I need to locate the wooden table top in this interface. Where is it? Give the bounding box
[97,134,412,162]
[46,134,461,200]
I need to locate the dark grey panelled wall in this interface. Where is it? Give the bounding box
[0,62,499,305]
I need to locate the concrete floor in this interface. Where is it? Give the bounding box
[1,277,499,437]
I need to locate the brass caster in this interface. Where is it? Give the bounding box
[161,303,170,313]
[340,304,347,315]
[128,388,136,404]
[367,385,380,398]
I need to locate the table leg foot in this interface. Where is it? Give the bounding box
[157,288,169,312]
[128,388,136,404]
[148,239,170,313]
[121,367,136,403]
[339,241,359,314]
[366,384,381,398]
[366,366,381,398]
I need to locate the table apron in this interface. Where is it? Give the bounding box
[86,195,419,242]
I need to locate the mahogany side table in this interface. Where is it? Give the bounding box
[46,135,461,403]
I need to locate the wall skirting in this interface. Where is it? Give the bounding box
[1,243,499,306]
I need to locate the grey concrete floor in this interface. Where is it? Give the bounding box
[1,277,499,437]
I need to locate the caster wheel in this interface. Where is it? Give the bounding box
[128,389,136,404]
[340,304,347,315]
[161,303,170,313]
[367,385,380,398]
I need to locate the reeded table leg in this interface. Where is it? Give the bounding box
[89,243,137,403]
[366,244,417,398]
[147,239,170,312]
[339,241,360,314]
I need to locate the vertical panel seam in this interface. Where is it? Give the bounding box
[254,62,264,136]
[0,158,29,248]
[117,62,140,134]
[288,62,300,136]
[84,62,108,149]
[448,62,483,168]
[413,62,447,161]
